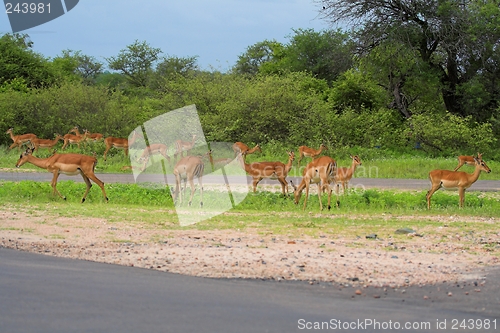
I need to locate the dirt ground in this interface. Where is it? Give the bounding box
[1,209,499,290]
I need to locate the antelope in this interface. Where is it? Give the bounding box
[333,155,362,195]
[103,130,140,161]
[137,143,171,171]
[426,156,491,209]
[238,151,295,195]
[297,143,328,167]
[84,129,104,142]
[232,142,262,158]
[31,134,63,152]
[5,128,37,151]
[62,127,87,150]
[290,156,337,211]
[16,147,108,203]
[454,152,483,171]
[173,155,205,207]
[174,134,197,161]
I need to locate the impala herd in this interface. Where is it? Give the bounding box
[4,127,493,210]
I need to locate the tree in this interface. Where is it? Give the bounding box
[106,40,162,87]
[233,40,279,76]
[317,0,500,119]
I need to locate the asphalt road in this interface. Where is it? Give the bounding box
[1,248,499,333]
[1,171,500,191]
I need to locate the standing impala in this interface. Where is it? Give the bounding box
[334,155,362,195]
[137,143,171,171]
[290,156,337,211]
[174,134,197,161]
[238,151,295,195]
[16,147,108,203]
[454,152,483,171]
[84,129,104,142]
[31,134,63,152]
[232,142,262,158]
[426,156,491,209]
[297,143,328,167]
[103,130,140,161]
[62,126,87,150]
[173,155,205,207]
[6,127,37,151]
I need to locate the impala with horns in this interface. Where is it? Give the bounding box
[103,130,140,161]
[174,134,197,161]
[31,134,63,152]
[16,147,108,203]
[232,142,262,158]
[297,143,328,167]
[426,156,491,209]
[173,155,205,207]
[453,152,483,171]
[238,151,295,196]
[62,126,87,150]
[333,155,362,195]
[290,156,337,211]
[6,127,37,151]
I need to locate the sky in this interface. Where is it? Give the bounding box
[1,0,331,71]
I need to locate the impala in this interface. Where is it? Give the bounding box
[232,142,262,158]
[31,134,63,152]
[334,155,362,195]
[103,130,140,161]
[238,151,295,195]
[62,126,87,150]
[84,129,104,142]
[426,156,491,209]
[297,143,328,167]
[6,127,37,151]
[16,147,108,203]
[173,155,205,207]
[174,134,197,161]
[290,156,337,211]
[137,143,171,171]
[453,152,483,171]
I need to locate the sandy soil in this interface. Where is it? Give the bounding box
[1,209,499,289]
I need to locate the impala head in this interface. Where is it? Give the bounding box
[321,143,328,151]
[289,180,301,204]
[350,154,362,166]
[6,127,13,134]
[16,148,35,168]
[477,152,483,159]
[69,126,79,133]
[475,157,491,173]
[288,151,295,161]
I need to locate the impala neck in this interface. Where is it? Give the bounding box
[247,145,259,154]
[468,163,484,183]
[349,160,359,177]
[7,131,15,141]
[285,156,294,173]
[24,155,52,170]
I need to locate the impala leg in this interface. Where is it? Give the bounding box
[278,177,287,196]
[50,171,65,200]
[252,177,262,193]
[79,171,93,203]
[124,147,129,156]
[458,187,466,208]
[317,183,323,211]
[187,176,196,206]
[453,161,463,172]
[86,173,109,202]
[302,183,310,211]
[198,175,203,207]
[426,182,442,209]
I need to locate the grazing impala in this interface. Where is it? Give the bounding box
[297,143,328,167]
[16,147,108,203]
[426,156,491,209]
[334,155,362,195]
[173,155,205,207]
[232,142,262,158]
[290,156,337,211]
[31,134,63,152]
[62,126,87,150]
[174,134,197,161]
[454,152,483,171]
[137,143,171,171]
[103,130,140,161]
[238,151,295,195]
[6,127,37,151]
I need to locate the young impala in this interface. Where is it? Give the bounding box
[334,155,362,195]
[238,151,295,195]
[453,152,483,171]
[297,143,327,167]
[16,147,108,203]
[6,127,37,151]
[290,156,337,211]
[427,156,491,209]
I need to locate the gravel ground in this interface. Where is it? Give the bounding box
[1,210,499,290]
